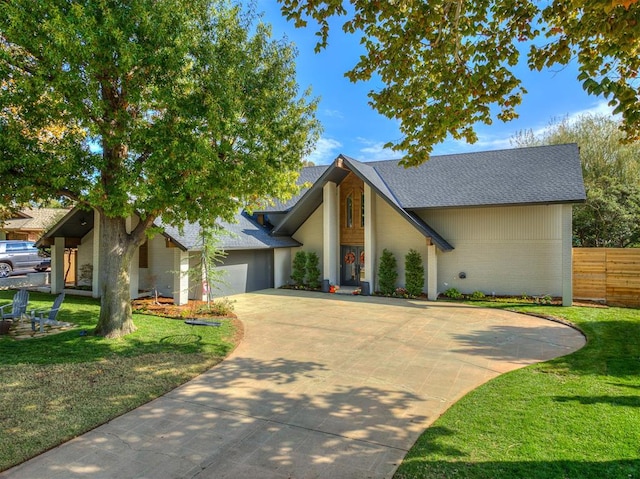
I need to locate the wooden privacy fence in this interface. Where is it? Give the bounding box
[573,248,640,307]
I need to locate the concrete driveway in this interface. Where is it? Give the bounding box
[2,289,585,479]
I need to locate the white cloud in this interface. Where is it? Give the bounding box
[523,100,619,140]
[434,100,620,156]
[323,109,344,119]
[565,100,618,124]
[430,135,513,156]
[305,137,342,165]
[356,137,399,161]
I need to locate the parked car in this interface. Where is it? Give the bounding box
[34,259,51,272]
[0,240,45,278]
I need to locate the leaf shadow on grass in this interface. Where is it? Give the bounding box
[397,423,639,478]
[0,307,234,365]
[159,334,203,345]
[394,459,640,479]
[397,424,640,478]
[554,394,640,407]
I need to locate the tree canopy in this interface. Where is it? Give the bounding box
[0,0,320,337]
[513,114,640,247]
[279,0,640,166]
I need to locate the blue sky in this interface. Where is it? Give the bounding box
[258,1,614,165]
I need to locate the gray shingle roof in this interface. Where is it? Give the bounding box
[272,144,584,251]
[160,211,300,251]
[255,165,328,213]
[372,144,585,208]
[3,208,69,231]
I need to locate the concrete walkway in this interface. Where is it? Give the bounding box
[2,289,585,479]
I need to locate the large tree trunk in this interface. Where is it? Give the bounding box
[94,215,138,338]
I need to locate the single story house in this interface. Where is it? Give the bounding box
[1,208,68,241]
[40,143,585,305]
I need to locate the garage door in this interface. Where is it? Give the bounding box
[212,249,274,297]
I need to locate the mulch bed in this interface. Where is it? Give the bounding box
[131,296,237,320]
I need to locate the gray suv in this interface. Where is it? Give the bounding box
[0,241,44,277]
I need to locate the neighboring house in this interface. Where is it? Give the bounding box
[0,208,68,241]
[39,144,585,306]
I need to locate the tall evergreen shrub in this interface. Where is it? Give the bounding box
[378,248,398,295]
[291,251,307,287]
[306,251,321,289]
[405,249,424,297]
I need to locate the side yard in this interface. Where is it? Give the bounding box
[395,302,640,479]
[0,291,240,472]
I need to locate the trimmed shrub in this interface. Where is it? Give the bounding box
[378,249,398,295]
[291,251,307,287]
[470,290,486,300]
[306,251,321,289]
[405,249,424,297]
[444,287,463,299]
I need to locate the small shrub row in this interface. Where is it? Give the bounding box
[442,289,555,304]
[377,248,425,298]
[290,250,321,289]
[443,288,484,300]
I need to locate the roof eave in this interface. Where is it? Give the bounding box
[410,198,587,211]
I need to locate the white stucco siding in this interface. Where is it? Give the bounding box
[291,205,324,280]
[375,200,429,293]
[189,254,203,300]
[76,230,94,287]
[419,205,564,297]
[274,248,292,288]
[146,234,176,298]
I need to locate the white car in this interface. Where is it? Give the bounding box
[0,241,45,277]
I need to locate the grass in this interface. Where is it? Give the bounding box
[0,290,239,472]
[394,302,640,479]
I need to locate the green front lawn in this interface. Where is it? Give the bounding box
[395,303,640,479]
[0,290,238,472]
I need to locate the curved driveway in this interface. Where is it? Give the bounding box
[3,289,585,479]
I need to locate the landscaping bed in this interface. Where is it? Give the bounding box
[132,296,237,320]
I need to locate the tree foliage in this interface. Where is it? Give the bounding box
[513,114,640,183]
[513,114,640,247]
[573,177,640,247]
[198,227,228,307]
[0,0,320,337]
[278,0,640,165]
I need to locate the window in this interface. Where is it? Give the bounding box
[346,194,353,228]
[361,192,365,227]
[139,240,149,269]
[6,242,26,252]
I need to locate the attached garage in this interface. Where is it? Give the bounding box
[214,249,274,297]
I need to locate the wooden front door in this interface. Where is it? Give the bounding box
[341,245,365,286]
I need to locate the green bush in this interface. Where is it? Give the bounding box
[378,249,398,295]
[470,290,486,300]
[206,297,235,316]
[306,251,321,289]
[404,249,424,297]
[291,250,307,287]
[444,287,463,299]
